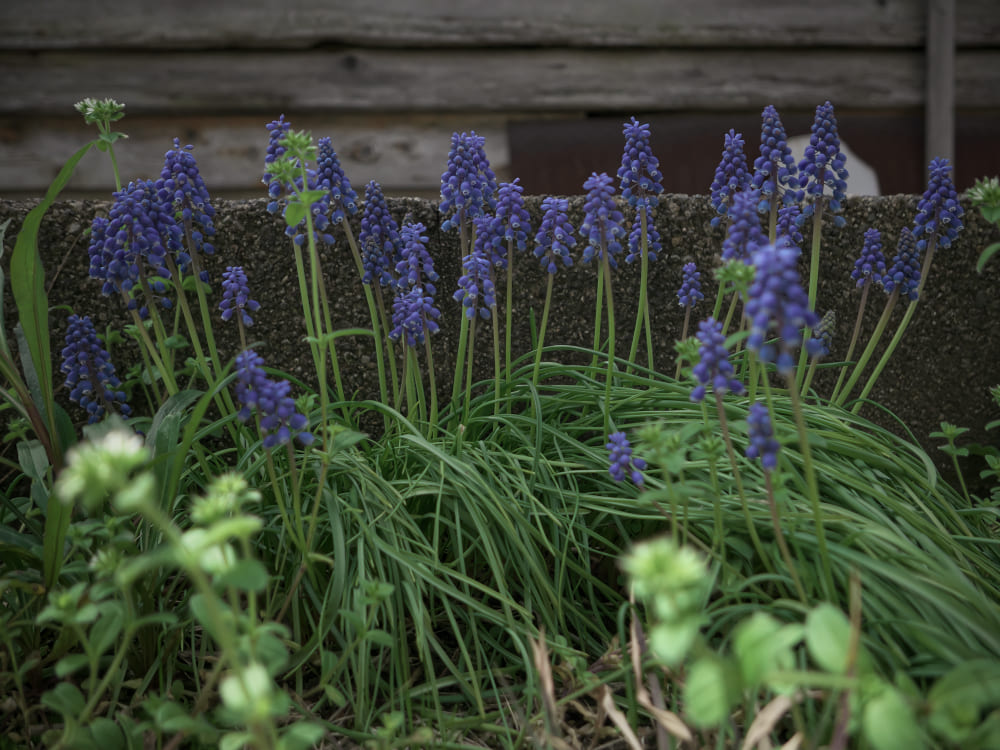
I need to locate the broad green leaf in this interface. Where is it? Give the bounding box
[806,603,852,674]
[683,654,741,728]
[365,629,395,648]
[54,653,90,678]
[928,659,1000,743]
[214,558,268,593]
[87,717,125,750]
[41,681,86,717]
[733,613,800,689]
[278,722,326,750]
[89,602,125,656]
[976,242,1000,273]
[283,202,307,228]
[862,685,924,750]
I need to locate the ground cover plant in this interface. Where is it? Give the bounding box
[1,98,999,749]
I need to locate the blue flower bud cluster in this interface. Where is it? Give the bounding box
[580,172,626,267]
[677,263,704,307]
[606,431,647,486]
[722,190,766,263]
[626,207,662,264]
[709,129,750,227]
[440,131,497,232]
[775,204,804,251]
[488,179,532,268]
[745,401,779,471]
[881,227,921,301]
[534,197,577,275]
[618,118,664,209]
[851,228,886,288]
[797,101,848,227]
[752,105,800,210]
[808,309,836,358]
[157,139,216,272]
[263,115,292,214]
[745,243,819,375]
[454,217,497,320]
[315,136,359,225]
[390,285,441,347]
[690,317,746,402]
[60,314,131,423]
[396,221,439,296]
[219,266,261,327]
[359,181,403,288]
[913,158,964,252]
[234,349,314,448]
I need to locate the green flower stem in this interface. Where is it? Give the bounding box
[601,244,617,437]
[373,283,401,410]
[764,469,809,604]
[796,205,825,386]
[830,280,873,404]
[627,204,653,371]
[851,236,939,414]
[532,273,555,388]
[786,373,835,600]
[423,335,438,429]
[768,199,779,242]
[833,289,899,408]
[504,238,514,381]
[674,305,692,380]
[450,211,471,418]
[289,240,330,445]
[702,400,725,561]
[590,258,606,374]
[715,397,772,578]
[123,295,177,397]
[463,316,477,426]
[491,303,501,416]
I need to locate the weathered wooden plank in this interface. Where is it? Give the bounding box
[0,113,513,197]
[6,47,999,116]
[3,0,998,49]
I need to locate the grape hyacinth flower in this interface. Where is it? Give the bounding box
[677,263,704,307]
[580,172,626,267]
[390,285,441,347]
[775,204,804,251]
[809,310,836,358]
[626,209,661,264]
[606,431,647,486]
[234,349,313,448]
[690,317,745,403]
[359,181,403,288]
[752,105,800,211]
[396,221,439,295]
[709,129,750,227]
[913,158,964,253]
[157,139,216,272]
[851,228,886,288]
[219,266,261,327]
[315,136,359,225]
[797,101,849,227]
[489,178,532,267]
[745,401,779,471]
[881,227,921,301]
[722,190,766,263]
[439,131,497,232]
[745,243,821,375]
[534,197,576,274]
[262,115,292,214]
[453,217,496,319]
[618,117,664,209]
[61,315,131,423]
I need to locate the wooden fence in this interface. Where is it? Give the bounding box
[1,0,998,198]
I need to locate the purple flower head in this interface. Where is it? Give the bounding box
[61,314,132,424]
[618,118,664,209]
[390,285,441,347]
[881,227,921,301]
[396,221,439,296]
[219,266,261,327]
[440,131,497,232]
[807,309,836,358]
[489,179,532,267]
[533,197,576,274]
[677,262,704,307]
[690,317,746,402]
[752,105,801,210]
[606,431,647,486]
[89,179,185,313]
[722,190,766,263]
[580,172,627,267]
[745,401,779,471]
[157,139,216,268]
[262,115,292,214]
[234,349,314,448]
[453,216,497,319]
[851,228,886,288]
[709,129,751,228]
[745,243,820,375]
[315,137,359,225]
[797,101,849,227]
[775,204,804,251]
[625,207,661,264]
[359,181,402,288]
[913,158,964,252]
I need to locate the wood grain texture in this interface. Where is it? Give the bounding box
[3,0,998,49]
[6,47,998,116]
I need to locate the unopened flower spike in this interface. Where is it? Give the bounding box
[690,317,745,402]
[775,204,804,251]
[489,179,532,267]
[359,181,403,288]
[234,349,314,448]
[440,131,497,232]
[797,101,849,227]
[852,228,886,288]
[262,115,292,214]
[61,315,132,423]
[580,172,626,267]
[752,105,801,210]
[315,137,359,224]
[219,266,261,327]
[722,190,766,263]
[913,158,964,252]
[709,129,750,227]
[606,431,647,486]
[390,285,441,347]
[745,243,820,375]
[881,227,921,301]
[453,216,497,319]
[677,263,704,307]
[397,221,439,295]
[618,117,664,209]
[534,197,576,274]
[157,138,216,280]
[745,401,779,471]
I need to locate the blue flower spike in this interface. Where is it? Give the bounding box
[606,431,647,486]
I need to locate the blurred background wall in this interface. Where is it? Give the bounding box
[1,0,998,200]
